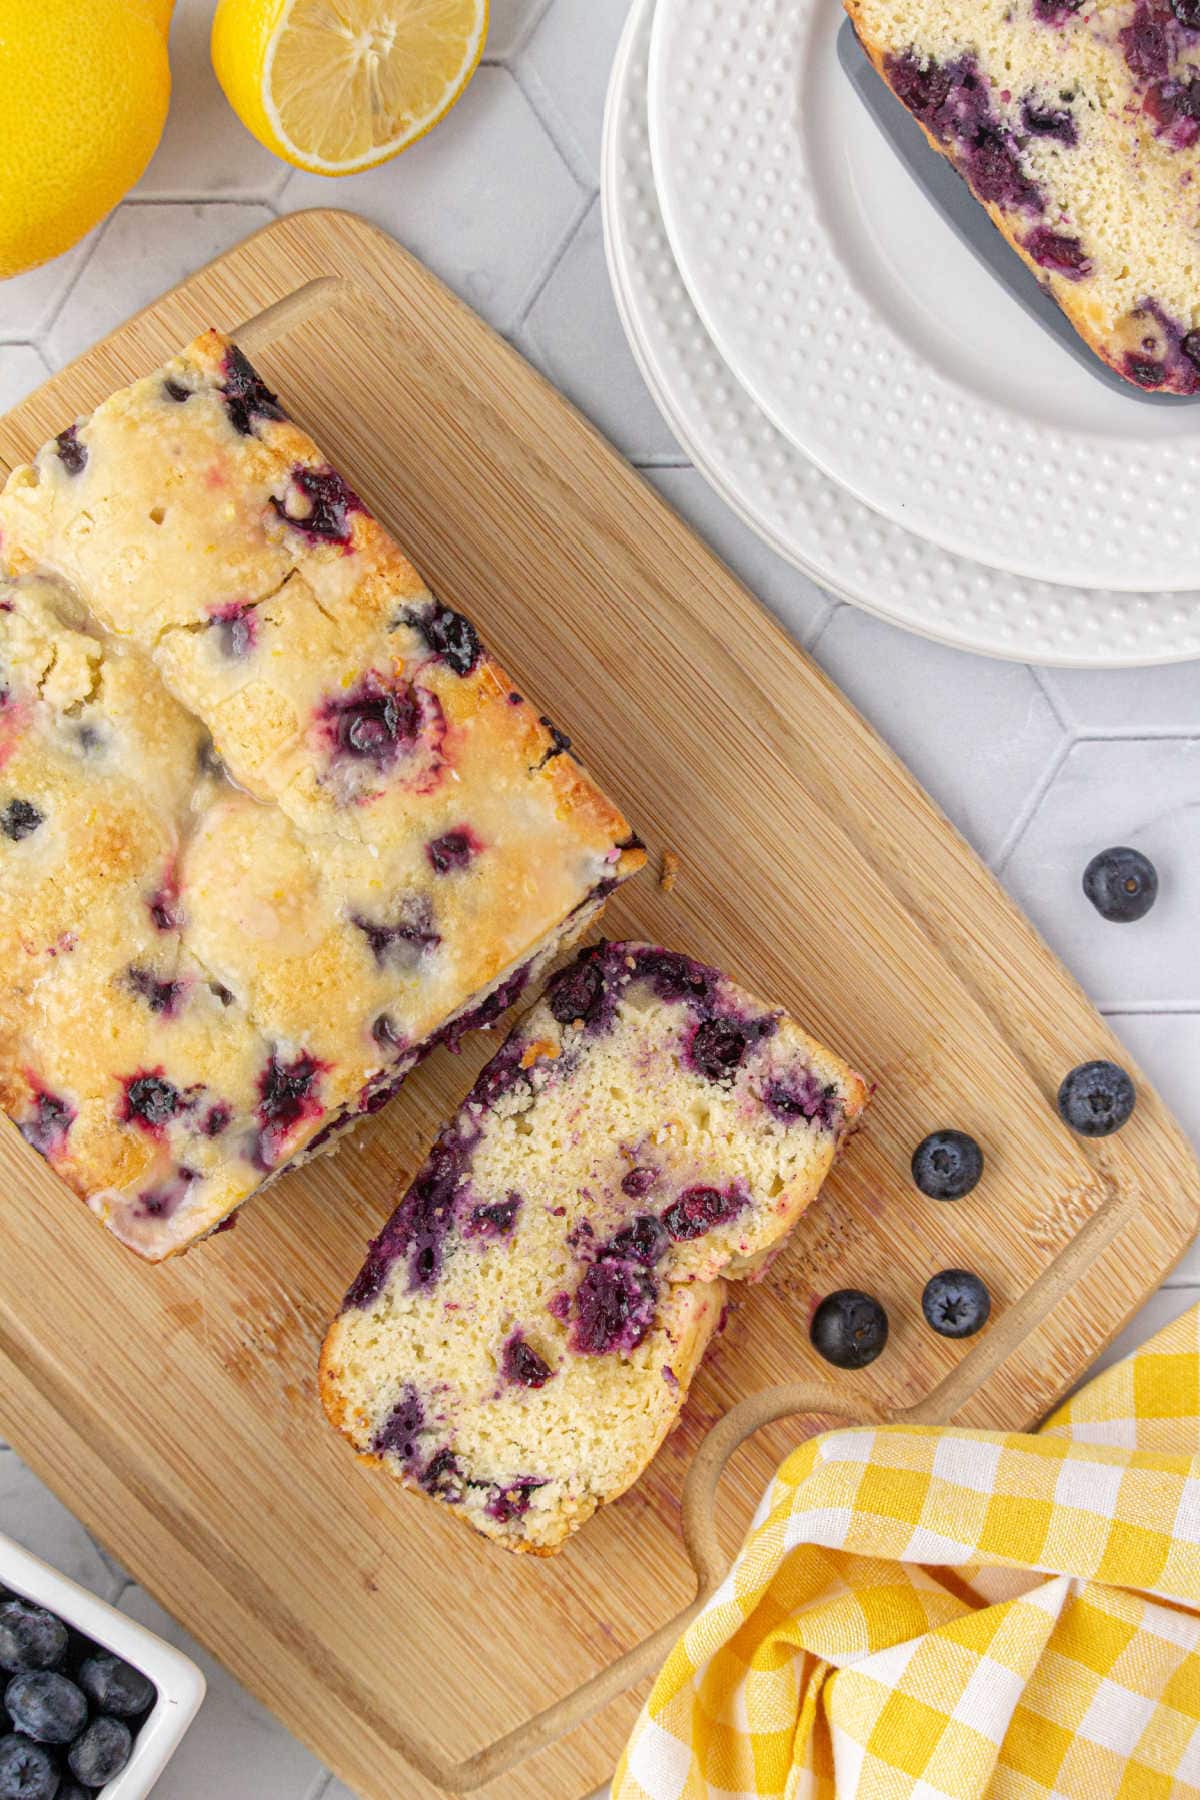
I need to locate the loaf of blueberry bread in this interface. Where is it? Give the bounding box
[847,0,1200,392]
[0,332,643,1259]
[320,942,868,1552]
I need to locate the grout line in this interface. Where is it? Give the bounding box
[125,190,286,209]
[1102,1003,1200,1017]
[631,453,694,470]
[1029,663,1071,734]
[483,0,556,62]
[37,213,116,346]
[508,54,599,193]
[1161,1278,1200,1289]
[990,730,1074,878]
[805,602,844,658]
[512,184,595,334]
[1069,727,1200,743]
[119,196,281,209]
[302,1772,335,1800]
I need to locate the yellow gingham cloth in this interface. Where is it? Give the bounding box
[614,1302,1200,1799]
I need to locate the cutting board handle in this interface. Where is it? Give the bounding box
[430,1382,880,1795]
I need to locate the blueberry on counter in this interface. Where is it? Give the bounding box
[68,1715,133,1787]
[5,1669,87,1743]
[911,1130,983,1201]
[0,1601,67,1674]
[922,1270,991,1338]
[1058,1061,1136,1137]
[0,1734,59,1800]
[811,1289,889,1369]
[78,1651,156,1718]
[1083,846,1157,923]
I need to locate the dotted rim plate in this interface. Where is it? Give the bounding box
[646,0,1200,596]
[603,0,1200,665]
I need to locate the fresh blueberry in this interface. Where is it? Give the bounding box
[77,1653,156,1718]
[57,1784,92,1800]
[1082,846,1158,922]
[911,1130,984,1201]
[68,1715,133,1787]
[922,1269,991,1338]
[0,1734,58,1800]
[1172,0,1200,26]
[5,1669,87,1742]
[810,1289,889,1369]
[1183,330,1200,372]
[1058,1061,1135,1136]
[1,801,43,842]
[0,1602,67,1674]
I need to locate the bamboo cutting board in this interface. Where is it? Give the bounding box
[0,211,1197,1800]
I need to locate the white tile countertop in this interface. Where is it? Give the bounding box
[2,1,1200,1794]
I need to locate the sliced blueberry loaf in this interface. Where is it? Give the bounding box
[320,942,868,1552]
[0,334,643,1259]
[847,0,1200,391]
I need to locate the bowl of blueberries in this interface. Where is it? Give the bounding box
[0,1530,204,1799]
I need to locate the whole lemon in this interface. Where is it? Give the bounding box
[0,0,171,281]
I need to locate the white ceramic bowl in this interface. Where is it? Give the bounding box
[0,1530,204,1798]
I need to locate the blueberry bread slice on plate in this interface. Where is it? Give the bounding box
[847,0,1200,391]
[0,333,643,1258]
[320,942,868,1552]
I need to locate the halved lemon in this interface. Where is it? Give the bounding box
[211,0,488,177]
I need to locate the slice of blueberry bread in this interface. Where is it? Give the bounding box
[320,943,868,1552]
[0,336,643,1259]
[847,0,1200,392]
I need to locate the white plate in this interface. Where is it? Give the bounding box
[603,0,1200,665]
[0,1529,205,1798]
[647,0,1200,594]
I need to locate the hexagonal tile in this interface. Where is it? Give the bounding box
[519,198,679,460]
[487,0,556,59]
[47,203,277,366]
[0,345,50,415]
[281,68,581,334]
[1041,663,1200,736]
[1104,1012,1200,1281]
[1083,1284,1199,1384]
[518,0,632,184]
[1003,738,1200,1009]
[647,468,834,648]
[812,608,1066,862]
[0,230,102,341]
[119,1585,324,1799]
[0,1455,121,1600]
[135,0,285,200]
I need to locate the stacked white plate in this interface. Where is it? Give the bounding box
[602,0,1200,665]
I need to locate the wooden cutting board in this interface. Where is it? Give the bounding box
[0,210,1197,1800]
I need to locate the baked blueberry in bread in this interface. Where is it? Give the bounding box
[0,333,643,1258]
[320,942,868,1552]
[848,0,1200,391]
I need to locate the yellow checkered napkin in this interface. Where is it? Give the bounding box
[614,1303,1200,1799]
